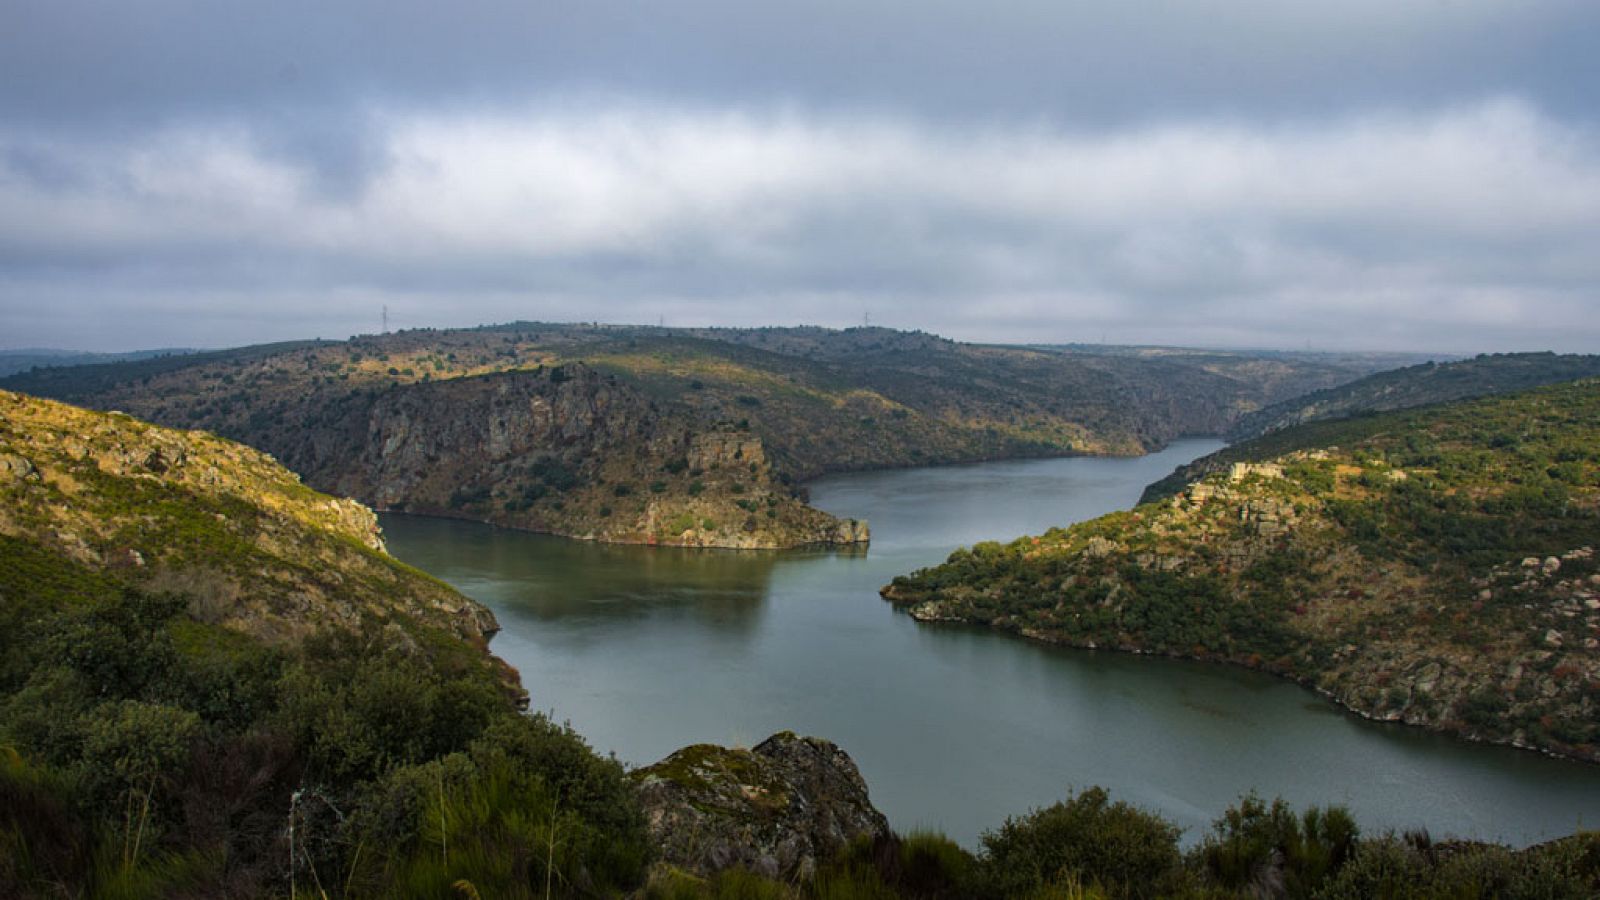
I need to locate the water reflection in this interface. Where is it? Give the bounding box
[384,515,808,633]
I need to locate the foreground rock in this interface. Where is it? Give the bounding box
[633,732,891,880]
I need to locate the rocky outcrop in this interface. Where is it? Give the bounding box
[633,732,891,880]
[689,433,766,471]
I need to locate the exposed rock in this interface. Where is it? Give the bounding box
[279,366,868,550]
[0,452,39,481]
[690,432,767,471]
[1229,462,1284,482]
[1083,536,1121,558]
[633,732,890,881]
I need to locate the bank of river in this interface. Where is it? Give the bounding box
[382,439,1600,847]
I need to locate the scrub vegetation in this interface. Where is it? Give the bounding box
[886,379,1600,763]
[4,369,1599,897]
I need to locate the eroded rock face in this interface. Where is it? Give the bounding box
[633,732,890,880]
[260,365,868,550]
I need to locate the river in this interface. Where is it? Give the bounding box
[380,439,1600,847]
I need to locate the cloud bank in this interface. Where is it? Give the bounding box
[3,96,1597,352]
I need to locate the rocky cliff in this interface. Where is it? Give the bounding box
[885,380,1600,763]
[276,364,866,549]
[633,732,891,880]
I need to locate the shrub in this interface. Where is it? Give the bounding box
[1193,794,1357,898]
[979,787,1180,899]
[81,701,201,795]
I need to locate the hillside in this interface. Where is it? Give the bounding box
[0,392,661,896]
[1226,351,1600,443]
[0,389,501,651]
[883,379,1600,763]
[0,323,1384,548]
[4,395,1597,897]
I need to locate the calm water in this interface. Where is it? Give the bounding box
[382,440,1600,847]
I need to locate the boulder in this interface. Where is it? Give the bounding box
[633,732,890,880]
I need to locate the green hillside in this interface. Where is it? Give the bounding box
[885,379,1600,763]
[1226,351,1600,443]
[4,387,1598,898]
[0,390,653,897]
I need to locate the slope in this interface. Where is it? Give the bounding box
[884,379,1600,762]
[1227,351,1600,443]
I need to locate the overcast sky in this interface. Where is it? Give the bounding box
[3,1,1599,353]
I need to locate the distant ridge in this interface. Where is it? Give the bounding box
[0,346,199,377]
[1227,351,1600,442]
[0,322,1390,548]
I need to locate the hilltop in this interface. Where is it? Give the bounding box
[884,379,1600,763]
[0,323,1389,548]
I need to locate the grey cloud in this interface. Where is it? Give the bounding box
[4,3,1600,354]
[3,99,1598,353]
[5,1,1599,128]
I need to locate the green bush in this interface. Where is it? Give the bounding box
[81,700,200,799]
[979,787,1181,899]
[1193,794,1356,898]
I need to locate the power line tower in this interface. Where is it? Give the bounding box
[382,305,389,335]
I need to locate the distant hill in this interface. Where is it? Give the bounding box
[0,347,198,377]
[884,379,1600,763]
[1226,351,1600,442]
[0,323,1384,547]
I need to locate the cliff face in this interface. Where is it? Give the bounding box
[265,364,868,550]
[885,380,1600,763]
[0,389,499,653]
